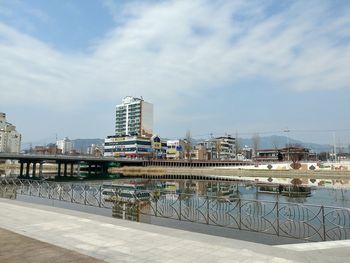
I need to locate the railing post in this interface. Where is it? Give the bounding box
[321,206,326,241]
[20,180,24,195]
[29,181,32,196]
[48,183,51,199]
[238,198,242,230]
[206,195,210,224]
[99,185,102,207]
[179,193,182,221]
[155,198,158,217]
[71,184,74,203]
[84,185,87,205]
[59,184,62,201]
[276,201,279,236]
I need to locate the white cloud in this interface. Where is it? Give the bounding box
[0,0,349,136]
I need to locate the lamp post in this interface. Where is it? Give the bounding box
[284,129,290,161]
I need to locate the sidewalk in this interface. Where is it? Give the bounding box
[0,199,350,262]
[0,228,106,263]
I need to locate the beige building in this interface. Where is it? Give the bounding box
[0,113,21,153]
[166,140,185,160]
[56,137,73,154]
[188,144,208,160]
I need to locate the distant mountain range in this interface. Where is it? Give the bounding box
[23,135,336,153]
[236,135,332,153]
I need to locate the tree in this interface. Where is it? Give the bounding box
[271,136,280,150]
[318,152,328,161]
[251,133,260,157]
[235,131,241,160]
[184,130,192,162]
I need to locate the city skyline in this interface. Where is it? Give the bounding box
[1,0,350,145]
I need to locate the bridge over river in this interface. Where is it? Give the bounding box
[0,153,251,178]
[0,153,145,178]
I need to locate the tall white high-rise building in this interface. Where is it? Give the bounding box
[115,96,153,138]
[56,137,72,154]
[0,112,21,153]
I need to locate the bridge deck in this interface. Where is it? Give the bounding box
[1,199,350,262]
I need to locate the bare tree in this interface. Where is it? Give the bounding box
[271,136,280,150]
[184,130,192,162]
[235,131,241,160]
[252,133,260,157]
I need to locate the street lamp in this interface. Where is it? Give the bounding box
[283,129,290,161]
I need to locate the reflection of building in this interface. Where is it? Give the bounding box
[166,140,185,159]
[115,96,153,138]
[56,137,73,154]
[0,112,21,153]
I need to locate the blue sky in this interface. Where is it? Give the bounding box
[0,0,350,147]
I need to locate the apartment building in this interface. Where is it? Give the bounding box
[0,112,21,153]
[56,137,73,154]
[202,136,236,160]
[104,135,152,158]
[115,96,153,138]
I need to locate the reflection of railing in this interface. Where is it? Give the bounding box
[1,178,350,241]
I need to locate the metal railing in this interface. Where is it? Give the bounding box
[1,178,349,241]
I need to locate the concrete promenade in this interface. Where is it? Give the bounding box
[1,200,350,263]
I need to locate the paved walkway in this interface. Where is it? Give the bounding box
[0,228,106,263]
[0,199,350,263]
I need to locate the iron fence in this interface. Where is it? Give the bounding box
[1,178,349,241]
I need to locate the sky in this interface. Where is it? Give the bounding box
[0,0,350,147]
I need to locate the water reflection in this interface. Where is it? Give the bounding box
[101,178,350,208]
[1,167,350,208]
[1,176,349,243]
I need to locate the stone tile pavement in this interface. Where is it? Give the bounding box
[0,199,350,263]
[0,227,106,263]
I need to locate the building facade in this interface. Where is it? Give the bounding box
[104,135,152,158]
[56,137,73,154]
[216,136,236,160]
[87,144,104,156]
[0,113,21,153]
[190,144,208,160]
[32,144,60,155]
[166,140,185,160]
[115,96,153,138]
[254,147,311,162]
[202,136,236,160]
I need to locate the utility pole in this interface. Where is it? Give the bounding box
[283,128,290,161]
[333,132,337,162]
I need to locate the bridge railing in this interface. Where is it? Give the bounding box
[1,178,349,241]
